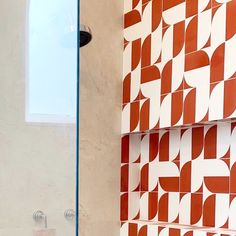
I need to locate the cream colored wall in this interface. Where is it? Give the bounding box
[0,1,76,235]
[79,0,123,235]
[0,0,122,235]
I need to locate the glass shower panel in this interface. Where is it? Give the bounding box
[0,0,78,235]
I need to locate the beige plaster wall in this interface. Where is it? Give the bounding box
[79,0,123,235]
[0,1,76,235]
[0,0,122,235]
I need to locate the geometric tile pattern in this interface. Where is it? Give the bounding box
[120,222,236,236]
[122,0,236,134]
[121,122,236,230]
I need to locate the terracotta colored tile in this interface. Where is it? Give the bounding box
[141,35,151,68]
[123,73,131,104]
[139,225,147,236]
[191,193,203,225]
[230,162,236,193]
[173,20,185,57]
[210,43,225,84]
[141,65,160,84]
[224,79,236,119]
[140,163,149,191]
[163,0,184,11]
[184,231,193,236]
[169,228,181,236]
[121,135,130,163]
[152,0,162,32]
[185,15,198,54]
[149,133,159,162]
[158,193,169,221]
[124,10,141,28]
[121,164,129,192]
[192,127,204,160]
[130,101,140,132]
[148,192,158,220]
[159,176,180,192]
[212,0,222,8]
[171,91,183,126]
[161,60,172,95]
[140,99,150,132]
[204,176,229,193]
[132,38,141,71]
[142,0,150,5]
[129,223,138,236]
[226,0,236,40]
[133,0,140,9]
[203,194,216,227]
[183,88,196,125]
[204,125,217,159]
[159,131,169,161]
[121,0,236,230]
[185,50,210,72]
[120,193,129,221]
[180,161,192,192]
[186,0,198,18]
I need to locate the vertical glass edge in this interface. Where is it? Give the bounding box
[76,0,80,235]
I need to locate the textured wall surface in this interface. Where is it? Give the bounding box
[0,0,123,235]
[0,0,76,235]
[121,0,236,236]
[80,0,123,236]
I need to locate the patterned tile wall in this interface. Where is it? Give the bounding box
[121,0,236,235]
[120,222,236,236]
[121,122,236,231]
[122,0,236,134]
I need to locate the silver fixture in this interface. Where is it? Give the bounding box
[33,210,47,228]
[80,25,92,47]
[64,209,75,221]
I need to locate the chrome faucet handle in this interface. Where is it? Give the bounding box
[64,209,75,221]
[33,210,47,228]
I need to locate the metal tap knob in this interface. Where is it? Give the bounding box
[33,210,47,228]
[64,209,75,221]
